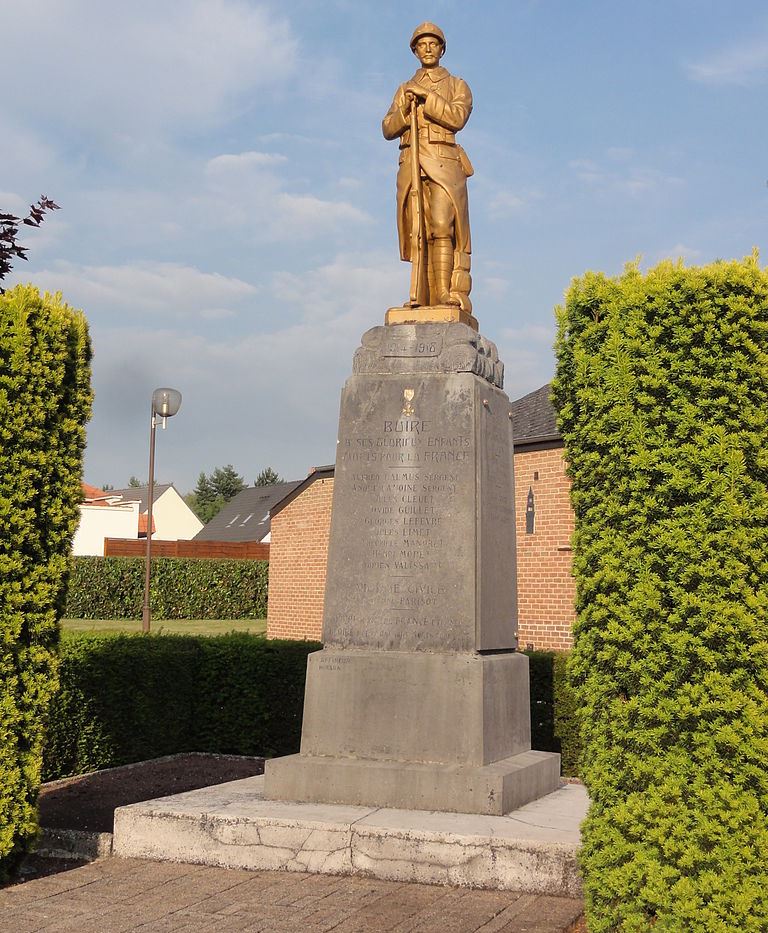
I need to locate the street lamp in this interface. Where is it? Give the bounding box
[142,387,182,633]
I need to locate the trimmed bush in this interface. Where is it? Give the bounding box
[43,635,584,784]
[0,285,92,875]
[527,650,582,776]
[553,256,768,931]
[65,556,268,619]
[191,635,318,758]
[43,633,321,780]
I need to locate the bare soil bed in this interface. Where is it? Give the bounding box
[38,753,265,833]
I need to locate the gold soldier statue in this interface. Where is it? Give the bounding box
[383,22,474,318]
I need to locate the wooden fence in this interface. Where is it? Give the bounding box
[103,538,269,560]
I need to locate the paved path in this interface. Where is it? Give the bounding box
[1,857,584,932]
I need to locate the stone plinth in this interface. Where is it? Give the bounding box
[265,323,560,813]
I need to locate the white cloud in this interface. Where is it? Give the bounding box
[0,192,28,214]
[486,188,542,219]
[686,36,768,85]
[205,152,289,174]
[29,261,257,318]
[659,243,702,263]
[478,276,510,299]
[1,1,298,137]
[569,156,684,198]
[274,194,371,238]
[337,177,364,190]
[606,147,634,162]
[500,323,556,346]
[496,324,557,401]
[84,321,341,488]
[82,253,403,488]
[199,307,238,320]
[197,150,372,241]
[272,251,402,322]
[0,125,56,182]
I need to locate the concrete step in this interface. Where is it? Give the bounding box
[113,775,587,896]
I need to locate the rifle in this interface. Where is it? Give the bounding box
[407,95,429,307]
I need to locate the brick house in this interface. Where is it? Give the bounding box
[266,384,576,651]
[510,384,576,651]
[266,467,335,642]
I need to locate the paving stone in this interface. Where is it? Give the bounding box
[326,881,448,932]
[0,860,585,932]
[493,894,585,932]
[387,887,513,933]
[473,893,540,930]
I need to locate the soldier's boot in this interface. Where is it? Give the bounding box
[449,249,472,313]
[427,244,438,306]
[431,236,458,306]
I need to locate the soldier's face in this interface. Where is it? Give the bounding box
[413,37,443,67]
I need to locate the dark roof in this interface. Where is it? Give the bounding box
[194,481,303,542]
[110,484,174,511]
[270,465,335,518]
[509,384,560,445]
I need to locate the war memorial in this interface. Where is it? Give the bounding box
[113,24,585,894]
[264,21,560,816]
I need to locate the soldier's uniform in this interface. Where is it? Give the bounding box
[382,24,473,312]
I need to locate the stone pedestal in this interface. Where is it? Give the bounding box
[265,323,560,815]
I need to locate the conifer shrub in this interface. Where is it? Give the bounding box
[553,255,768,931]
[0,285,92,875]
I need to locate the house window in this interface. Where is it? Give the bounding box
[525,487,535,534]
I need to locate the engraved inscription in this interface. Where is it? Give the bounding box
[324,380,479,651]
[383,333,443,358]
[318,656,353,673]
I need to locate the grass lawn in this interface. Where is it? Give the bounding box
[62,618,267,637]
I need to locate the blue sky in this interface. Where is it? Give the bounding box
[3,0,767,491]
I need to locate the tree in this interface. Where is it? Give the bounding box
[101,484,114,491]
[210,464,246,501]
[127,476,143,487]
[254,466,282,486]
[186,465,246,524]
[0,197,60,291]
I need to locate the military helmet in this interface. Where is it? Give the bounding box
[410,22,446,52]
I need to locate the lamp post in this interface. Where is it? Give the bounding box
[142,387,182,633]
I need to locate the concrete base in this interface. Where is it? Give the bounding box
[265,750,560,816]
[113,775,587,896]
[385,304,479,331]
[296,651,535,768]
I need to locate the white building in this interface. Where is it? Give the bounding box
[109,484,203,542]
[73,483,203,556]
[73,484,141,556]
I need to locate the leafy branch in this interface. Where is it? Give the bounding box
[0,196,60,291]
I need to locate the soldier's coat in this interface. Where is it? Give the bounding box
[382,66,473,262]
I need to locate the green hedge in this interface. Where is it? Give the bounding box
[0,285,92,877]
[43,633,321,780]
[65,556,268,619]
[43,636,582,783]
[553,255,768,931]
[527,651,581,776]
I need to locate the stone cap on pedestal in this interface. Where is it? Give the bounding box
[384,305,479,331]
[353,323,503,388]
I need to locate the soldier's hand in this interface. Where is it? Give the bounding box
[404,82,428,101]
